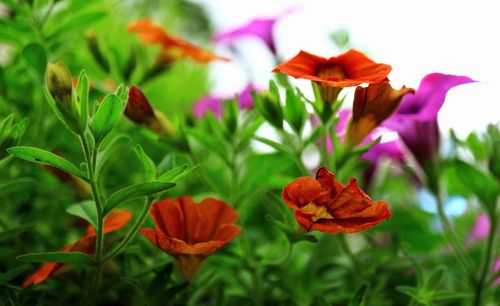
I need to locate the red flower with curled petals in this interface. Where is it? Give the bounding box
[140,196,240,280]
[282,167,391,233]
[22,210,132,287]
[273,49,391,103]
[127,19,229,64]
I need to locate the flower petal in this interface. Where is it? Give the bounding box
[282,176,322,208]
[273,50,326,78]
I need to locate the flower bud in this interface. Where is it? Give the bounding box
[46,62,73,107]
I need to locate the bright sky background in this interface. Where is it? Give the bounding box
[196,0,500,137]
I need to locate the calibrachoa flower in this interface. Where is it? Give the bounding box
[140,197,240,280]
[384,73,476,167]
[465,213,491,247]
[273,49,392,103]
[126,86,173,137]
[282,167,391,233]
[361,138,407,187]
[127,19,229,64]
[345,82,414,147]
[193,84,258,119]
[22,210,132,287]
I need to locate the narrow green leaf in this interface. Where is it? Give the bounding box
[95,134,131,175]
[0,178,36,196]
[66,200,97,229]
[157,164,196,183]
[431,291,474,301]
[135,144,156,180]
[17,252,95,266]
[348,284,368,306]
[7,146,86,180]
[43,85,79,134]
[76,70,89,129]
[455,159,498,213]
[284,89,306,134]
[22,43,47,78]
[0,225,33,243]
[91,94,123,143]
[187,129,230,165]
[104,181,176,214]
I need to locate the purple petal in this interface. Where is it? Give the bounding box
[193,96,223,119]
[361,139,406,165]
[397,73,476,121]
[494,258,500,286]
[215,18,277,53]
[468,213,491,243]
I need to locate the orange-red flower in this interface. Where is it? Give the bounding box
[125,86,173,137]
[22,210,132,287]
[140,196,240,280]
[127,19,229,64]
[345,82,415,147]
[273,49,391,103]
[282,167,391,233]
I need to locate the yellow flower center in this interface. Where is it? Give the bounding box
[301,202,334,222]
[315,65,346,104]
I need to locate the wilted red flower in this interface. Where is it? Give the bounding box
[127,19,229,64]
[273,49,391,103]
[345,82,414,147]
[22,210,132,287]
[282,167,391,233]
[140,196,240,280]
[126,86,173,137]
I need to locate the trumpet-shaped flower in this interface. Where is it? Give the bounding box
[345,82,414,147]
[273,49,392,103]
[128,19,229,64]
[282,167,391,233]
[193,84,258,119]
[140,197,240,280]
[384,73,476,167]
[22,210,132,287]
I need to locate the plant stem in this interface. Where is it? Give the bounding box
[80,135,105,297]
[320,121,331,168]
[103,197,153,262]
[473,215,497,306]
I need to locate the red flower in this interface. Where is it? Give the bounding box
[273,49,391,103]
[345,82,414,147]
[140,196,240,280]
[22,210,132,287]
[282,167,391,233]
[125,86,173,137]
[127,19,229,64]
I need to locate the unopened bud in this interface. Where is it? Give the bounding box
[46,62,72,107]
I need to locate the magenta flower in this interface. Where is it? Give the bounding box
[384,73,476,167]
[361,139,407,186]
[214,9,295,55]
[193,84,259,119]
[193,96,223,119]
[494,258,500,285]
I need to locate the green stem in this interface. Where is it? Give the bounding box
[103,197,153,262]
[473,215,497,306]
[433,191,475,278]
[320,122,331,169]
[80,135,105,297]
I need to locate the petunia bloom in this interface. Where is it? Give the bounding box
[140,197,240,280]
[282,167,391,233]
[465,213,491,247]
[127,19,229,64]
[384,73,476,167]
[126,86,173,137]
[23,210,132,287]
[273,49,392,103]
[345,83,414,147]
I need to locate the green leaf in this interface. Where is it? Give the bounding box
[0,225,33,243]
[104,181,176,214]
[187,129,230,165]
[95,134,131,175]
[431,290,474,301]
[66,200,97,229]
[17,252,95,266]
[7,146,87,180]
[348,284,368,306]
[76,70,89,129]
[455,159,498,214]
[284,89,306,134]
[157,164,197,183]
[0,266,29,285]
[91,94,123,143]
[48,12,106,40]
[396,286,420,299]
[135,144,156,180]
[223,98,239,135]
[43,84,80,134]
[22,43,47,78]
